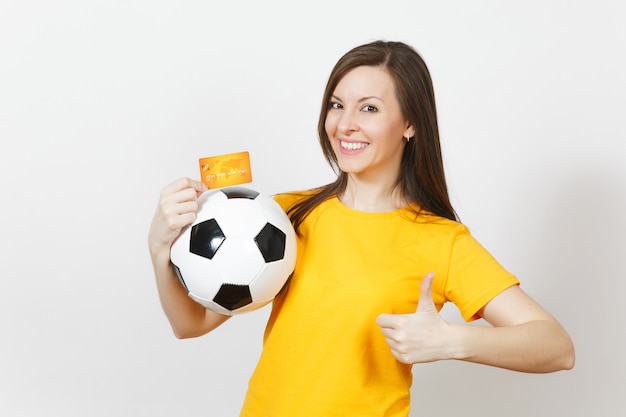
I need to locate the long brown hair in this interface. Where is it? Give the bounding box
[288,40,458,233]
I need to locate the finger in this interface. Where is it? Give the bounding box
[379,326,402,346]
[171,200,200,217]
[193,179,209,196]
[416,272,436,313]
[162,186,204,212]
[376,314,395,329]
[159,189,196,216]
[378,326,395,338]
[164,177,208,195]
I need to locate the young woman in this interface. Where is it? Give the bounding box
[148,40,574,416]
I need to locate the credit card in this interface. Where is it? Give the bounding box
[199,151,252,189]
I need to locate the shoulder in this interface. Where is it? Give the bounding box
[271,190,317,212]
[401,206,468,236]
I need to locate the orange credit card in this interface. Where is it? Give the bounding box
[199,151,253,189]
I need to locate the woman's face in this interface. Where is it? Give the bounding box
[325,65,413,183]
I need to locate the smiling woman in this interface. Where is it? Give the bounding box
[290,40,457,230]
[325,66,413,209]
[148,40,574,417]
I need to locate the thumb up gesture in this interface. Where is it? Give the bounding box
[376,272,454,364]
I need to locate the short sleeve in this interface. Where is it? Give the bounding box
[443,227,520,321]
[272,191,311,213]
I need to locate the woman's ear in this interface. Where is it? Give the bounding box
[404,125,415,139]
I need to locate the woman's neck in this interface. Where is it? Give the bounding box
[338,176,406,213]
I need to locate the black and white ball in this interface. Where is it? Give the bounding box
[170,187,297,315]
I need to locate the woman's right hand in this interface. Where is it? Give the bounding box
[148,177,208,261]
[148,178,230,338]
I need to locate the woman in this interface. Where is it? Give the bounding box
[149,40,574,416]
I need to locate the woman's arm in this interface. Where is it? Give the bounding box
[377,273,575,372]
[148,177,230,338]
[453,284,574,372]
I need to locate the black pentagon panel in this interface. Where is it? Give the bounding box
[213,284,253,310]
[221,186,260,200]
[190,219,225,259]
[171,263,189,292]
[254,223,286,262]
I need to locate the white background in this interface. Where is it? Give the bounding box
[1,1,625,416]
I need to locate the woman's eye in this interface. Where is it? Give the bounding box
[362,105,377,112]
[329,101,343,109]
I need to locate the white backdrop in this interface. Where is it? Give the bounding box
[1,1,625,416]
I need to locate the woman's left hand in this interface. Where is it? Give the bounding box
[376,272,456,364]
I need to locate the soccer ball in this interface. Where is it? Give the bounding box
[170,186,297,315]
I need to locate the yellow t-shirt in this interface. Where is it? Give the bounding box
[240,194,519,417]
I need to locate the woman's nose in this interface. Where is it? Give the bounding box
[337,109,358,134]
